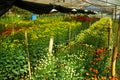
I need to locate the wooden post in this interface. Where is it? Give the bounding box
[48,36,54,54]
[111,13,120,77]
[10,11,14,35]
[112,46,118,77]
[112,8,114,20]
[107,21,112,51]
[68,26,71,47]
[114,6,117,20]
[25,30,31,79]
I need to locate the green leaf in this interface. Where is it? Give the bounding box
[12,70,19,75]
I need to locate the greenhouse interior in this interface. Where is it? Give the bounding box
[0,0,120,80]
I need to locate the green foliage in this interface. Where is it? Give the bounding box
[33,45,90,80]
[0,11,113,79]
[75,17,112,79]
[0,15,84,79]
[76,17,112,49]
[33,17,113,79]
[0,23,5,33]
[0,39,28,80]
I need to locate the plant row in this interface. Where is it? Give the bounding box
[32,17,113,80]
[0,16,88,80]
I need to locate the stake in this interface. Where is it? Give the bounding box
[68,26,71,47]
[12,14,14,35]
[107,20,112,51]
[25,30,31,79]
[111,13,120,77]
[112,8,114,20]
[10,10,14,35]
[48,36,54,54]
[114,6,117,20]
[112,46,118,77]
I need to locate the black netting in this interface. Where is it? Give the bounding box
[0,0,15,16]
[0,0,96,17]
[14,1,54,14]
[55,5,73,13]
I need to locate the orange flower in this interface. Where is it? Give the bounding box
[109,76,118,80]
[93,69,98,74]
[97,48,104,53]
[89,67,93,71]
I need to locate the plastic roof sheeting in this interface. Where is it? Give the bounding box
[85,6,102,12]
[52,0,120,14]
[86,0,120,14]
[88,0,120,6]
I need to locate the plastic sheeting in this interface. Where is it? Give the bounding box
[87,0,120,6]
